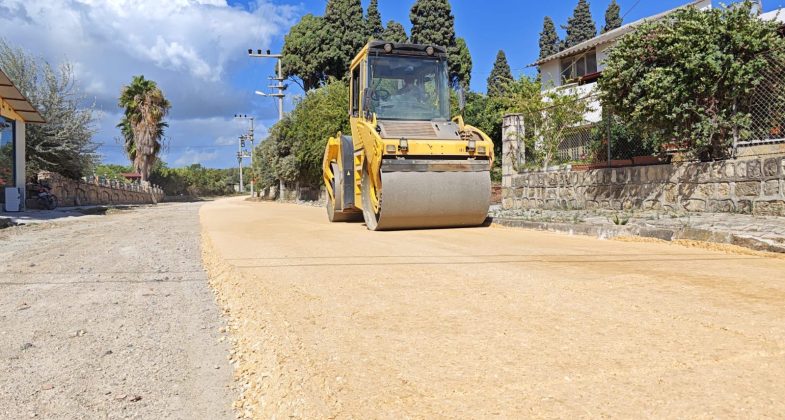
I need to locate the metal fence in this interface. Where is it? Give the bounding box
[743,51,785,147]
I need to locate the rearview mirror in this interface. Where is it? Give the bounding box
[457,86,466,113]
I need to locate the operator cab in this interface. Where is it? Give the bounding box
[359,42,451,122]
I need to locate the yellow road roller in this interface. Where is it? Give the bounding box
[322,41,494,230]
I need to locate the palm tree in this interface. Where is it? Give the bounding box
[118,76,170,182]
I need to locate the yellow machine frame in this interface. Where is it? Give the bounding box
[322,42,494,227]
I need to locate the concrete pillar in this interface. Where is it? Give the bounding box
[501,114,524,188]
[14,120,26,209]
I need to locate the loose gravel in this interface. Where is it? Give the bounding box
[0,202,233,419]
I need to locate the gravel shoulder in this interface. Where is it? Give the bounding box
[202,197,785,419]
[0,202,233,419]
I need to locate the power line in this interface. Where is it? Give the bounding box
[96,144,237,150]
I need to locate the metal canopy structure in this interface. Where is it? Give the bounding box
[0,68,45,124]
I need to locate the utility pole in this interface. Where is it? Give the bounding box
[237,136,244,193]
[234,114,255,196]
[248,49,287,199]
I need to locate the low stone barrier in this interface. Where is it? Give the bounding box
[28,171,164,208]
[502,156,785,216]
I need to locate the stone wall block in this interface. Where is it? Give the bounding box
[736,161,747,178]
[709,200,734,212]
[684,199,706,212]
[735,181,761,197]
[763,180,780,196]
[753,200,785,216]
[747,159,762,178]
[697,164,712,183]
[722,162,734,178]
[736,199,753,214]
[664,183,679,204]
[763,158,779,178]
[716,182,731,199]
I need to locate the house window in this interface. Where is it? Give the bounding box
[560,50,598,83]
[0,116,15,194]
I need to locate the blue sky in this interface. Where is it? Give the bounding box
[0,0,777,169]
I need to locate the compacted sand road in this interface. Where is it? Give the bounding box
[201,197,785,419]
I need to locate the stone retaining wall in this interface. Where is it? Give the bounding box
[502,114,785,215]
[28,171,164,208]
[501,157,785,216]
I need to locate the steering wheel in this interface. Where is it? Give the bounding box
[371,89,390,101]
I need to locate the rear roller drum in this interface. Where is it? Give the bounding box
[327,162,361,223]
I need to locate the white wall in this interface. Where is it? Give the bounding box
[540,60,561,89]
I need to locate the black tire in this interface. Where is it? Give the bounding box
[48,195,58,210]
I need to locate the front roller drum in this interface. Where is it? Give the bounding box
[362,160,491,231]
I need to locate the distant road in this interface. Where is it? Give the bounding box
[201,197,785,418]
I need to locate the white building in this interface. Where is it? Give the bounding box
[1,68,45,211]
[533,0,713,124]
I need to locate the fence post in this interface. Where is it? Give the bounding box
[732,99,739,158]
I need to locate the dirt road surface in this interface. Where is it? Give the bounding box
[1,203,233,419]
[201,197,785,419]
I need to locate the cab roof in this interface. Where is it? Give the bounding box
[352,42,448,68]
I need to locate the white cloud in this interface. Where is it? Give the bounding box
[0,0,296,168]
[175,149,219,166]
[214,136,238,146]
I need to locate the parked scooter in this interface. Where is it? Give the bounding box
[31,182,58,210]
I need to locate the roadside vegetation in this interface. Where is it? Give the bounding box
[599,1,785,161]
[94,162,242,197]
[0,39,98,179]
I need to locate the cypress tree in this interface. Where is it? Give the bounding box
[602,0,622,33]
[450,37,472,89]
[323,0,367,79]
[410,0,470,88]
[563,0,597,48]
[539,16,561,60]
[487,50,513,96]
[382,20,408,43]
[410,0,455,46]
[367,0,384,39]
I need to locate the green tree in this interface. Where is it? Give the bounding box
[0,39,98,179]
[254,81,350,187]
[449,37,472,89]
[602,0,622,33]
[93,164,132,180]
[563,0,597,49]
[487,50,513,97]
[118,75,171,181]
[323,0,367,80]
[598,2,785,160]
[282,14,328,90]
[410,0,470,88]
[538,17,561,60]
[382,20,408,43]
[367,0,384,39]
